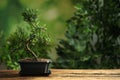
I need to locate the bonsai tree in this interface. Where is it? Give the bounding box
[2,9,52,70]
[21,9,51,61]
[4,9,52,75]
[54,0,120,69]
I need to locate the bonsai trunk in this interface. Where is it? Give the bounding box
[26,39,38,61]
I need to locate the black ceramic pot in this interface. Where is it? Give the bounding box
[19,60,51,76]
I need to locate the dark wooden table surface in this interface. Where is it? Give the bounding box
[0,69,120,80]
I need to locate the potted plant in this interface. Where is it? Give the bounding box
[5,9,51,76]
[18,9,52,76]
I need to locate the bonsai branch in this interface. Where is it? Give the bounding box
[26,39,38,61]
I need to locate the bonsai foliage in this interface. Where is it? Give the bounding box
[54,0,120,69]
[2,9,51,69]
[22,9,51,61]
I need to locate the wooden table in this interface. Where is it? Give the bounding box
[0,69,120,80]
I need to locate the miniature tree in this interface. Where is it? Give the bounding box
[22,9,51,61]
[4,9,51,69]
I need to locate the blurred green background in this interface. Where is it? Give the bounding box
[0,0,76,60]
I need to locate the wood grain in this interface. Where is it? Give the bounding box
[0,69,120,80]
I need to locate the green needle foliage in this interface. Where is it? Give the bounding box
[54,2,92,69]
[88,0,120,68]
[54,0,120,69]
[1,9,52,69]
